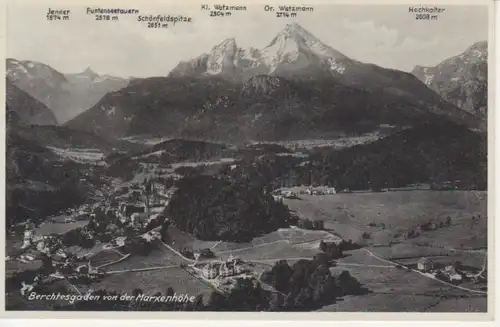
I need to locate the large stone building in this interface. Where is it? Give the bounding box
[200,256,245,280]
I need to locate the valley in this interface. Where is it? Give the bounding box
[4,130,488,311]
[4,19,488,313]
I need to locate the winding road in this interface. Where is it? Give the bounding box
[98,229,488,299]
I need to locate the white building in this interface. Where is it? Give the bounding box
[21,229,34,249]
[202,263,219,279]
[444,265,463,282]
[20,281,34,296]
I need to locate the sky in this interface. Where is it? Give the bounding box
[6,3,489,78]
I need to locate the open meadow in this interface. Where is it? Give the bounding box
[93,267,214,302]
[282,190,487,312]
[283,190,486,248]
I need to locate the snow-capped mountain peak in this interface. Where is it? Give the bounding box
[77,67,100,80]
[260,23,350,74]
[170,23,353,79]
[206,38,239,75]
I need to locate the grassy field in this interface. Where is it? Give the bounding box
[164,226,218,252]
[163,226,341,262]
[35,218,89,236]
[319,293,484,312]
[283,190,487,312]
[284,190,486,247]
[94,267,214,301]
[99,246,183,273]
[8,189,486,312]
[89,249,125,267]
[320,251,487,312]
[4,259,42,279]
[216,241,318,262]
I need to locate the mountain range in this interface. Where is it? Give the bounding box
[412,41,488,120]
[4,24,488,228]
[6,58,129,123]
[169,23,352,81]
[65,23,482,142]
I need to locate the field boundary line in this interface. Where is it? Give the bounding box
[160,240,195,262]
[215,239,289,255]
[210,241,222,250]
[97,253,131,269]
[110,248,126,257]
[106,264,178,274]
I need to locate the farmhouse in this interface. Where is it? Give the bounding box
[443,265,463,282]
[417,257,434,272]
[325,187,337,195]
[108,236,126,248]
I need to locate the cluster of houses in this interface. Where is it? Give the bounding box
[61,203,101,223]
[13,182,180,300]
[17,234,102,297]
[114,181,171,229]
[417,257,485,284]
[14,177,176,298]
[272,186,337,201]
[198,255,247,280]
[51,257,100,278]
[20,224,64,257]
[304,187,337,195]
[19,259,101,297]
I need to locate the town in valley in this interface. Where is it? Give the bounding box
[4,3,489,313]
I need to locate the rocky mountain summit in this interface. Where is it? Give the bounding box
[412,41,487,120]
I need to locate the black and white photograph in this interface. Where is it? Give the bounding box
[2,0,492,316]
